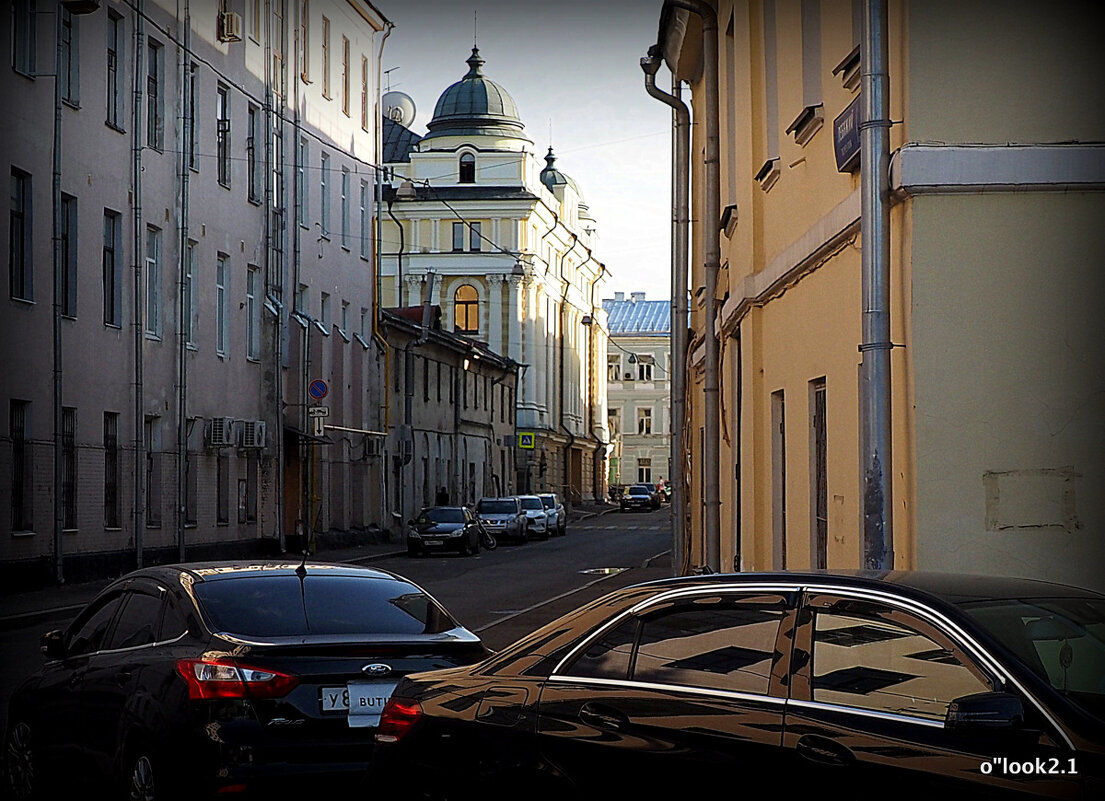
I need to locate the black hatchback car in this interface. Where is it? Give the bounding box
[373,571,1105,800]
[2,561,489,799]
[407,506,483,556]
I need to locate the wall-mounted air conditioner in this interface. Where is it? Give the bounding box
[624,372,634,381]
[206,416,236,448]
[238,420,267,449]
[218,11,243,43]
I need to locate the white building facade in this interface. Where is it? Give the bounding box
[603,293,672,489]
[381,48,611,503]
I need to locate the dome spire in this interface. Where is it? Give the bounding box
[464,47,485,78]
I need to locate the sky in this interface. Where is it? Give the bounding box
[380,0,673,302]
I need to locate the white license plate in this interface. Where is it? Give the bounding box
[320,681,397,728]
[424,539,442,547]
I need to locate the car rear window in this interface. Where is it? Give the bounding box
[419,508,464,523]
[479,500,517,514]
[521,497,543,510]
[194,575,459,638]
[629,487,649,496]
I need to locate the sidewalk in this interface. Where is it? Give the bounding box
[0,500,620,632]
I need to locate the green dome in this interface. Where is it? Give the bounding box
[423,48,531,143]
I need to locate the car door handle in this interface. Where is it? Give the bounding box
[795,734,854,767]
[579,703,628,731]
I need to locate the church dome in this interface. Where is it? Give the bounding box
[540,147,582,196]
[423,48,531,143]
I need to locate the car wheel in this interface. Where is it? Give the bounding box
[4,720,36,801]
[122,751,159,801]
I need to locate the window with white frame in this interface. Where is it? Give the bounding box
[637,407,653,435]
[146,226,162,337]
[637,355,654,382]
[637,458,652,484]
[246,266,260,360]
[320,152,330,235]
[607,355,621,383]
[216,255,229,355]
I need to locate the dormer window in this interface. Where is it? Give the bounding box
[459,152,475,183]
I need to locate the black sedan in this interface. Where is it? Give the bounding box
[620,484,656,512]
[407,506,483,556]
[373,571,1105,800]
[2,561,489,799]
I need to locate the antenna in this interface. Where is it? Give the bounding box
[474,10,478,48]
[384,66,399,92]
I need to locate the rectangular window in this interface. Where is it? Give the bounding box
[103,412,120,528]
[216,254,229,355]
[145,416,162,527]
[320,291,330,326]
[251,0,262,41]
[637,457,652,484]
[341,36,350,116]
[102,210,121,325]
[637,355,654,382]
[145,226,162,337]
[469,221,481,252]
[10,400,31,531]
[60,9,79,105]
[340,167,350,247]
[321,16,330,98]
[810,378,828,570]
[183,241,196,346]
[452,222,464,252]
[186,62,197,168]
[216,453,229,524]
[360,55,369,131]
[9,169,32,301]
[106,11,124,128]
[296,137,308,226]
[246,266,260,360]
[422,355,430,402]
[11,0,35,75]
[607,355,621,383]
[637,407,652,435]
[62,407,76,529]
[247,104,261,202]
[359,179,369,258]
[60,195,77,317]
[320,152,330,235]
[217,84,231,187]
[146,39,163,149]
[298,0,309,79]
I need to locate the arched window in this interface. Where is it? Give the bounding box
[459,152,475,183]
[453,284,479,334]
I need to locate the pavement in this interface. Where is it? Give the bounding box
[0,500,626,635]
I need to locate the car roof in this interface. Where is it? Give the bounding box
[625,570,1103,605]
[125,560,412,585]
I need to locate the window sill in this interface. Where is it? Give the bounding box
[786,104,824,147]
[62,99,80,111]
[105,121,126,134]
[755,158,781,193]
[833,45,861,92]
[186,343,198,352]
[10,297,35,307]
[145,332,162,342]
[13,67,35,81]
[63,528,78,534]
[104,527,123,532]
[104,321,122,330]
[248,195,262,206]
[10,530,36,538]
[218,181,232,191]
[246,356,261,364]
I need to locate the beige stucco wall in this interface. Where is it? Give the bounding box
[910,193,1105,590]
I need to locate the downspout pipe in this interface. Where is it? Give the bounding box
[51,4,64,584]
[557,236,580,500]
[176,0,192,562]
[860,0,894,569]
[662,0,721,573]
[132,2,146,570]
[642,47,690,577]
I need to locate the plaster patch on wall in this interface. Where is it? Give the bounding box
[984,467,1081,533]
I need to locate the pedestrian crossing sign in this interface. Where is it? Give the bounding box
[518,432,536,449]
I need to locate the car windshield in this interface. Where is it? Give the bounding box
[629,487,649,496]
[418,508,464,524]
[521,497,544,510]
[961,596,1105,722]
[540,496,554,509]
[194,575,459,637]
[478,500,516,515]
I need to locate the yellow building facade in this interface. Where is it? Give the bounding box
[655,0,1104,588]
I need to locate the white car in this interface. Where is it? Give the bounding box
[538,493,567,536]
[517,495,551,540]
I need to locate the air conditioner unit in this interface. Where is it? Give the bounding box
[238,420,267,449]
[206,416,236,448]
[218,11,243,43]
[624,372,634,381]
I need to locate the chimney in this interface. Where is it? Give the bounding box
[614,291,625,301]
[631,292,646,302]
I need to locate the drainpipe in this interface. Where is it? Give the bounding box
[176,0,191,562]
[374,22,395,530]
[558,236,581,499]
[51,4,64,583]
[132,2,146,569]
[860,0,894,569]
[662,0,720,572]
[642,48,690,577]
[585,258,607,503]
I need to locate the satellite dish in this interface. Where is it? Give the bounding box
[383,91,416,127]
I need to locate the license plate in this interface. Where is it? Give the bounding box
[320,681,397,728]
[424,539,442,547]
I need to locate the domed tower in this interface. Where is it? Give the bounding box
[420,48,532,149]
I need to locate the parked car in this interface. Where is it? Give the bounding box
[1,561,490,800]
[619,484,655,512]
[640,482,662,508]
[407,506,483,556]
[476,497,527,543]
[517,494,551,539]
[539,493,567,536]
[373,570,1105,800]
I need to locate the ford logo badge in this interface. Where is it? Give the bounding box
[363,663,392,676]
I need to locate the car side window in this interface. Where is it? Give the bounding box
[811,609,993,721]
[106,590,165,650]
[631,600,785,695]
[564,616,639,680]
[67,593,126,657]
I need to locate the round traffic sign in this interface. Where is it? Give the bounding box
[308,379,329,400]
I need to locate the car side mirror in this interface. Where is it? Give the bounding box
[945,691,1025,732]
[40,629,67,660]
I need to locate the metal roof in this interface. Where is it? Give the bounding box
[602,298,671,335]
[382,116,422,163]
[423,48,531,143]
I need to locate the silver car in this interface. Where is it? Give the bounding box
[517,495,551,540]
[538,493,567,536]
[476,497,527,543]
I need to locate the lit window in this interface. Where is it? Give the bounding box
[453,284,479,334]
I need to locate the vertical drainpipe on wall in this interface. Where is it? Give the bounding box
[132,1,146,569]
[860,0,894,569]
[176,0,191,562]
[663,0,721,572]
[586,259,608,504]
[559,236,581,500]
[642,48,690,576]
[374,22,395,531]
[51,4,64,583]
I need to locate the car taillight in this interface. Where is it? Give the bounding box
[375,697,422,744]
[176,658,299,700]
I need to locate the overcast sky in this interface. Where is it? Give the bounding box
[381,0,673,302]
